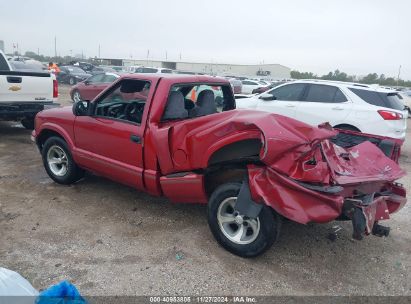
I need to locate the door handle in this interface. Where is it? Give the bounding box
[7,76,22,83]
[286,104,295,108]
[332,107,344,110]
[130,135,141,144]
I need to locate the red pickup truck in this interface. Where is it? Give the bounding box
[32,74,407,257]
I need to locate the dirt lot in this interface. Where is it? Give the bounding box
[0,84,410,296]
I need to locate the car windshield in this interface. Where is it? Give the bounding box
[68,67,85,73]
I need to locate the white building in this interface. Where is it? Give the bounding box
[103,58,291,80]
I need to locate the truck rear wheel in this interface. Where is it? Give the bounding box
[21,118,35,130]
[207,183,281,258]
[42,136,84,185]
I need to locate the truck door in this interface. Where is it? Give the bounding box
[73,78,152,190]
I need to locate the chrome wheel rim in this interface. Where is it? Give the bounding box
[47,145,68,177]
[217,197,260,245]
[73,91,81,102]
[69,78,75,85]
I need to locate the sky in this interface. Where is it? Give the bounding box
[1,0,410,79]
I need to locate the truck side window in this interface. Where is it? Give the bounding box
[0,55,9,71]
[162,83,235,121]
[94,79,150,125]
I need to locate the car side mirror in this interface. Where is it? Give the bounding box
[84,80,90,85]
[259,93,276,101]
[72,100,90,116]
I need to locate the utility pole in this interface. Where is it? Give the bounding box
[98,44,101,58]
[54,36,57,58]
[146,49,149,66]
[165,51,167,61]
[397,65,402,87]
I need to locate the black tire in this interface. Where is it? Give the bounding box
[69,77,76,85]
[41,136,84,185]
[207,183,281,258]
[21,118,35,130]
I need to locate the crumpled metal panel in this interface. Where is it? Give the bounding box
[248,165,344,224]
[321,140,405,185]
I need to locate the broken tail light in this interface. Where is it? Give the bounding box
[53,80,58,98]
[378,110,403,120]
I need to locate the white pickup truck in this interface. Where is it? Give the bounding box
[0,50,59,129]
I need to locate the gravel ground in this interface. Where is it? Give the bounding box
[0,84,410,296]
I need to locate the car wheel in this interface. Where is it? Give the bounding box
[207,183,281,258]
[42,136,84,185]
[72,90,82,102]
[21,118,35,130]
[69,77,76,85]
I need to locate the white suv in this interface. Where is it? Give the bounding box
[236,80,408,139]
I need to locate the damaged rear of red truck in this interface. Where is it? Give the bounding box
[158,108,406,257]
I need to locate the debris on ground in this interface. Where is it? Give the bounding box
[175,252,184,261]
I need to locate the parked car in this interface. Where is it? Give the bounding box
[398,91,411,115]
[57,66,92,85]
[135,67,173,74]
[107,66,124,72]
[89,66,117,75]
[70,61,95,73]
[228,78,242,94]
[252,82,284,94]
[237,80,408,139]
[241,79,267,94]
[70,72,120,102]
[0,50,58,129]
[123,66,173,74]
[123,65,141,73]
[174,70,197,75]
[32,74,406,257]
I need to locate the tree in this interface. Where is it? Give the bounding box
[361,73,379,84]
[290,70,317,79]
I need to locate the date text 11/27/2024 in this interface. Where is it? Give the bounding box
[149,296,257,303]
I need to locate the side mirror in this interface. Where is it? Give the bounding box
[259,93,276,101]
[84,80,90,85]
[72,100,90,116]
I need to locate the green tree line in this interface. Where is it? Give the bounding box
[290,70,411,88]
